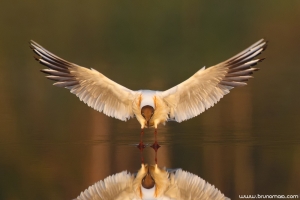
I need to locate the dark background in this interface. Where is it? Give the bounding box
[0,1,299,199]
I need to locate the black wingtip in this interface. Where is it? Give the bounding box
[29,40,35,47]
[40,69,48,74]
[259,58,266,62]
[262,40,268,51]
[29,43,34,49]
[33,55,40,61]
[30,40,37,45]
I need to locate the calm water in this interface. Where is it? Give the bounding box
[1,101,299,199]
[1,1,300,199]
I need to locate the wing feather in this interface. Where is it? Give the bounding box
[75,171,135,200]
[160,39,267,122]
[30,40,138,121]
[165,169,229,199]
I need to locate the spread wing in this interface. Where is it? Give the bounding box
[165,169,229,200]
[75,171,136,200]
[30,40,138,121]
[159,39,267,122]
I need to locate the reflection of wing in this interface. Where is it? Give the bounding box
[30,41,139,121]
[160,39,267,122]
[75,165,229,200]
[76,171,135,200]
[165,169,229,200]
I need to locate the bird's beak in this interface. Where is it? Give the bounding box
[147,120,150,127]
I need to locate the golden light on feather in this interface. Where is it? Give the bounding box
[30,39,267,148]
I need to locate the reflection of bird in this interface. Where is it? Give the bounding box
[30,39,267,146]
[75,164,229,200]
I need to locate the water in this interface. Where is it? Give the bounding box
[2,107,298,199]
[1,1,300,199]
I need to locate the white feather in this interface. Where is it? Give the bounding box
[74,164,229,200]
[159,39,266,122]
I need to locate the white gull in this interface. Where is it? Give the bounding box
[30,39,267,146]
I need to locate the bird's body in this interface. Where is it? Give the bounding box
[30,39,267,146]
[136,90,169,129]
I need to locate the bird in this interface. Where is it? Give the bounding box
[30,39,267,147]
[75,163,229,200]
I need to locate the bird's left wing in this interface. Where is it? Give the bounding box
[30,40,139,121]
[159,39,267,122]
[75,171,136,200]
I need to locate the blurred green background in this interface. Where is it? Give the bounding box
[1,1,300,199]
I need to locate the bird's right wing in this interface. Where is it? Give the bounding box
[30,40,139,121]
[159,39,267,122]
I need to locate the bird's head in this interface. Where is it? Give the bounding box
[136,164,169,198]
[141,105,154,127]
[142,166,155,189]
